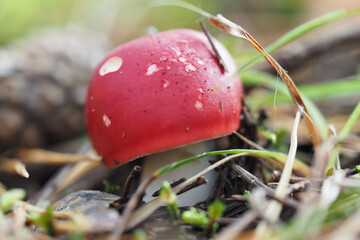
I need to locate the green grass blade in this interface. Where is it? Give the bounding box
[239,8,360,72]
[243,71,328,138]
[327,100,360,170]
[156,149,310,177]
[338,100,360,140]
[149,0,213,18]
[247,76,360,106]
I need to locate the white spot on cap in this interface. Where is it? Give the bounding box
[146,64,161,75]
[163,80,170,88]
[197,59,205,65]
[198,89,204,100]
[103,114,111,127]
[176,39,188,45]
[179,57,186,62]
[171,46,182,56]
[185,64,196,72]
[195,101,203,111]
[99,56,123,76]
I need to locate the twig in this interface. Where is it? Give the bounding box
[286,180,310,194]
[200,20,228,72]
[205,174,222,205]
[227,162,272,191]
[227,195,249,203]
[228,160,300,210]
[272,170,307,183]
[177,176,208,195]
[272,170,324,185]
[345,167,359,177]
[223,202,249,218]
[217,217,237,226]
[152,177,186,197]
[122,165,142,199]
[233,131,266,151]
[126,153,248,232]
[111,165,142,207]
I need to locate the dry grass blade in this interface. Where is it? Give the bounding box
[255,111,301,238]
[338,135,360,154]
[54,161,102,194]
[215,210,257,240]
[0,159,29,178]
[233,131,266,151]
[15,148,101,164]
[209,15,321,148]
[269,111,301,211]
[312,137,336,179]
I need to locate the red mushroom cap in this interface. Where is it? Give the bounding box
[85,29,242,166]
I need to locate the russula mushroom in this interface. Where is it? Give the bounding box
[85,29,242,204]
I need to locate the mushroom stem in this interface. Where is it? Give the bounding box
[140,140,217,206]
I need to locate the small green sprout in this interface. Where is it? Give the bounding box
[356,165,360,174]
[0,188,26,213]
[244,190,251,197]
[208,200,226,234]
[181,207,209,227]
[68,232,84,240]
[244,190,251,208]
[29,205,56,236]
[258,128,277,145]
[160,181,180,220]
[133,229,147,240]
[208,200,225,221]
[104,180,121,195]
[182,200,226,235]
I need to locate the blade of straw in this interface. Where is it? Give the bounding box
[209,14,321,147]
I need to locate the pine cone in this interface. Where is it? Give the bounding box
[0,27,111,152]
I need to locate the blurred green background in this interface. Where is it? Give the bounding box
[1,0,358,52]
[0,0,324,45]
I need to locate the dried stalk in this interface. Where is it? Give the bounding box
[55,161,102,194]
[0,159,29,178]
[255,111,301,237]
[200,21,228,72]
[15,148,101,164]
[209,15,321,148]
[233,131,266,151]
[152,178,186,197]
[215,210,257,240]
[177,176,208,195]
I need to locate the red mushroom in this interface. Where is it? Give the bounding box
[85,29,242,168]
